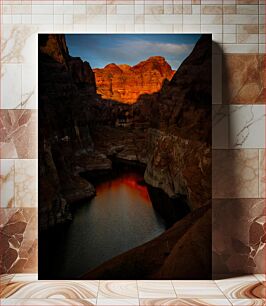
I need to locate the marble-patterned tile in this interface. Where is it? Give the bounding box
[0,110,37,159]
[1,25,37,65]
[229,105,265,149]
[229,299,266,305]
[0,274,14,294]
[0,208,37,274]
[215,276,265,299]
[254,274,266,283]
[138,281,176,298]
[139,298,232,305]
[172,280,225,298]
[212,105,229,149]
[0,299,96,305]
[1,25,38,109]
[0,160,15,208]
[21,64,37,109]
[212,149,259,198]
[14,159,37,207]
[11,274,38,283]
[213,199,266,276]
[1,64,22,109]
[1,281,99,299]
[98,281,138,299]
[258,149,265,198]
[96,299,139,305]
[223,54,264,104]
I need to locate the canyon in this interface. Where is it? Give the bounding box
[38,34,211,279]
[93,56,175,104]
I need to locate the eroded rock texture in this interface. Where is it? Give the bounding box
[39,34,100,229]
[82,35,212,279]
[39,34,212,279]
[93,56,175,104]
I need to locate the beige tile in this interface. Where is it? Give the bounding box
[237,33,258,43]
[183,14,200,24]
[86,5,106,15]
[182,5,192,14]
[229,299,266,305]
[223,25,237,33]
[172,281,224,298]
[1,281,99,299]
[259,149,265,198]
[237,25,259,34]
[236,0,259,4]
[0,274,14,294]
[11,274,38,282]
[215,276,264,299]
[144,14,182,24]
[0,299,96,305]
[98,281,138,299]
[0,110,37,159]
[237,4,259,14]
[201,15,223,24]
[0,159,15,208]
[201,5,223,14]
[229,105,265,149]
[145,5,164,14]
[138,281,176,299]
[222,54,264,103]
[212,149,259,198]
[107,15,134,24]
[254,274,266,283]
[1,64,22,109]
[223,33,236,43]
[140,298,232,305]
[223,5,237,14]
[116,4,134,14]
[223,14,258,24]
[14,159,37,207]
[96,299,139,305]
[192,5,200,14]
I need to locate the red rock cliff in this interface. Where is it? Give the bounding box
[93,56,175,104]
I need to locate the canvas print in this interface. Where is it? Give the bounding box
[38,34,212,280]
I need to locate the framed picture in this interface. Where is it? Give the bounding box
[38,34,212,280]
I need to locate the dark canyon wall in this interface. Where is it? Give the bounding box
[39,34,99,229]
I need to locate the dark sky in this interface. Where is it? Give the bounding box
[65,34,201,70]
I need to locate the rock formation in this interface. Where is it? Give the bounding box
[82,204,211,280]
[93,56,175,104]
[82,34,212,279]
[39,34,106,229]
[39,34,212,279]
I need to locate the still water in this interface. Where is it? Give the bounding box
[40,169,167,279]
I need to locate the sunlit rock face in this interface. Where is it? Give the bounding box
[93,56,175,104]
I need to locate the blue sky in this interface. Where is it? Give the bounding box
[65,34,201,70]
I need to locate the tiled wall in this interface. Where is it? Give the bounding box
[0,0,265,276]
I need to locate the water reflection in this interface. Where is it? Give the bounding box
[39,169,166,279]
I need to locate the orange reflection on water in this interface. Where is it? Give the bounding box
[96,172,151,204]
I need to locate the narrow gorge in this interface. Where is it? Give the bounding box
[38,34,211,280]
